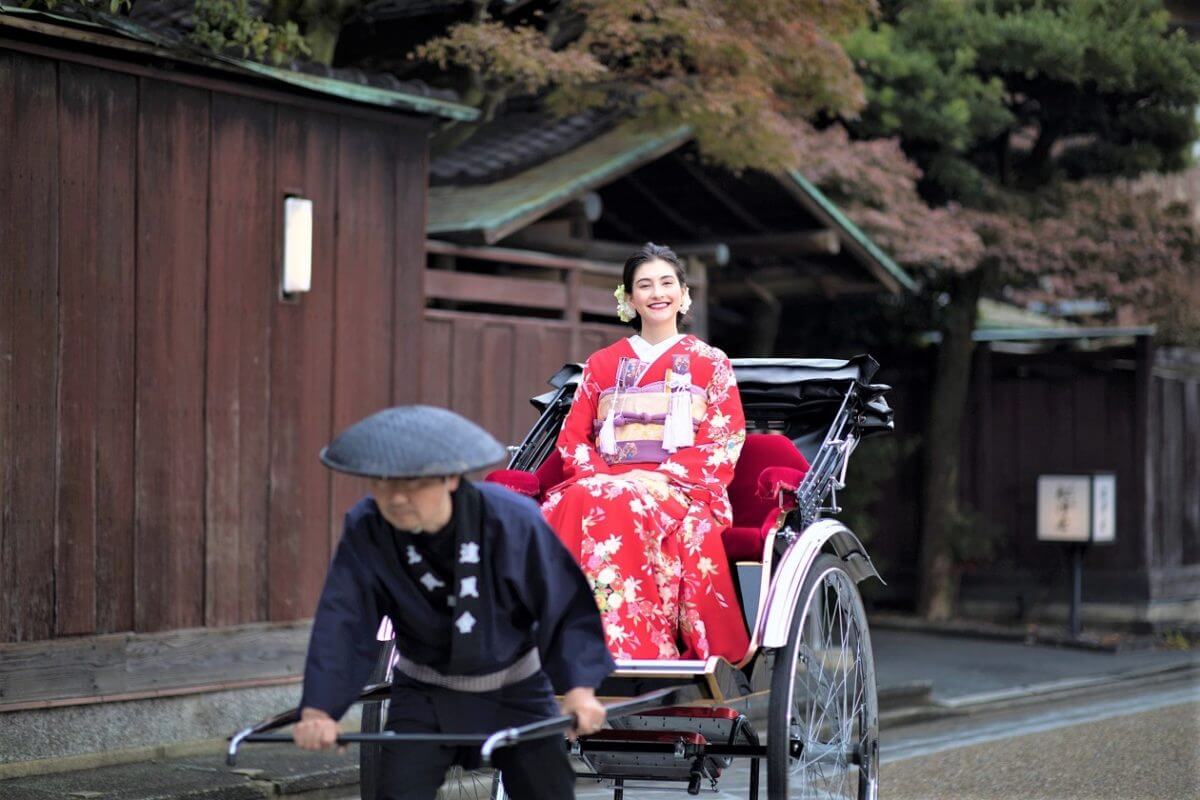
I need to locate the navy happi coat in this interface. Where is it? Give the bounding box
[300,481,614,734]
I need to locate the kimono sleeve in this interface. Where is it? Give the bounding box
[554,358,612,480]
[513,513,615,692]
[655,351,746,524]
[299,517,383,721]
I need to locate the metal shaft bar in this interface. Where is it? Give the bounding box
[243,732,488,745]
[480,686,687,763]
[229,685,688,766]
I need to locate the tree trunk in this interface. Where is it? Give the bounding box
[917,264,990,620]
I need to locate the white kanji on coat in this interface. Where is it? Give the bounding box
[455,611,476,634]
[459,576,479,598]
[419,572,445,592]
[406,545,422,565]
[459,542,481,564]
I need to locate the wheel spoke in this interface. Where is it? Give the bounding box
[439,767,497,800]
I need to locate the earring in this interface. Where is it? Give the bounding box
[680,291,693,316]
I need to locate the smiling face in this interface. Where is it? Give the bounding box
[369,474,460,533]
[628,258,688,332]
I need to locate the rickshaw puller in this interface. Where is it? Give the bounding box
[293,406,614,800]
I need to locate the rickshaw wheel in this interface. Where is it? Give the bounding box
[359,637,506,800]
[767,553,878,800]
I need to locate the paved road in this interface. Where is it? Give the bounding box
[871,629,1199,702]
[575,670,1200,799]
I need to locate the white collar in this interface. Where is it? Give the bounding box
[628,334,685,365]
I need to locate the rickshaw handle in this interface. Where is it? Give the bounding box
[227,685,686,766]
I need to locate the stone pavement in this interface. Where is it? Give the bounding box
[871,627,1197,703]
[0,626,1194,799]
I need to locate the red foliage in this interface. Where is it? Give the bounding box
[791,122,983,274]
[975,181,1200,334]
[791,121,1199,339]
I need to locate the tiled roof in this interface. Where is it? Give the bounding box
[430,109,619,186]
[428,122,692,241]
[126,0,458,102]
[0,1,466,111]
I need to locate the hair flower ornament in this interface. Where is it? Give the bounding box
[614,284,636,323]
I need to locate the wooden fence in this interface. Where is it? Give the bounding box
[420,239,645,445]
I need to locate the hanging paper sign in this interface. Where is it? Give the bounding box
[1090,473,1117,544]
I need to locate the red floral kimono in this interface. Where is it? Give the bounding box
[541,334,749,662]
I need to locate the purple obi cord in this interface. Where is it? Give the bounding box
[598,382,705,400]
[600,439,676,466]
[593,412,702,432]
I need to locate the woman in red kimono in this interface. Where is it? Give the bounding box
[542,243,749,663]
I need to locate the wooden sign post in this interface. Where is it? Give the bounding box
[1036,473,1117,637]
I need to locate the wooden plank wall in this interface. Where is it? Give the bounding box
[0,51,59,643]
[267,107,339,623]
[421,312,625,446]
[135,79,210,633]
[967,349,1145,576]
[56,64,138,638]
[0,48,429,644]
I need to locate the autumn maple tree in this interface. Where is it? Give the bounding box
[417,0,875,169]
[801,0,1200,619]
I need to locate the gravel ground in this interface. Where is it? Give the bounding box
[880,700,1199,800]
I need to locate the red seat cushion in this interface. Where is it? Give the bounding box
[721,509,788,562]
[483,469,541,498]
[535,449,565,496]
[757,466,806,510]
[727,435,809,528]
[483,451,566,503]
[722,526,765,562]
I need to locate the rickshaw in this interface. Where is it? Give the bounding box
[229,355,892,800]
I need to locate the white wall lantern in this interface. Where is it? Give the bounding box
[281,197,313,297]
